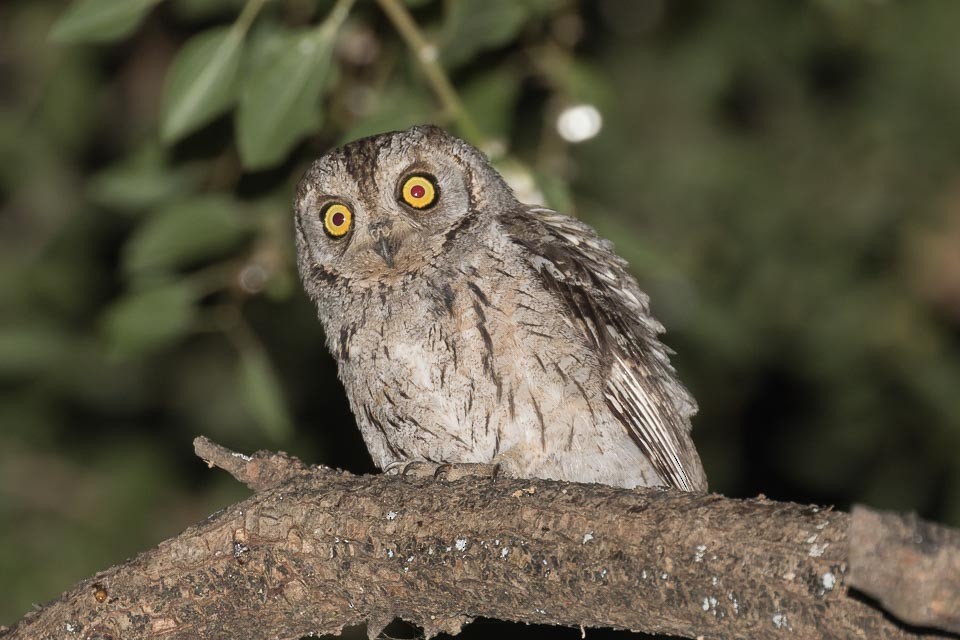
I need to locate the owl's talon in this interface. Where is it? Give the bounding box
[385,461,500,480]
[434,462,500,482]
[399,460,443,478]
[383,461,405,475]
[383,460,440,477]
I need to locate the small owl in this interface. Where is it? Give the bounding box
[294,125,707,491]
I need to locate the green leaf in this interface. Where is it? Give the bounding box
[88,145,203,212]
[339,84,434,143]
[35,50,101,152]
[461,65,521,140]
[160,26,245,143]
[172,0,246,21]
[0,324,73,377]
[441,0,558,69]
[122,195,250,275]
[238,341,292,442]
[50,0,159,44]
[101,282,196,357]
[236,28,337,169]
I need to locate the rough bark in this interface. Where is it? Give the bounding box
[1,437,956,640]
[848,505,960,634]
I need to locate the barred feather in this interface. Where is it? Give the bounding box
[501,206,706,491]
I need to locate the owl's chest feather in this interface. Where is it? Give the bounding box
[331,266,604,468]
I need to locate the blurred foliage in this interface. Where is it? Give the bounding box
[2,0,960,633]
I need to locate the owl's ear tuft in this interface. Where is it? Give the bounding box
[409,123,447,137]
[407,124,465,148]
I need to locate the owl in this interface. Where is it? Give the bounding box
[294,125,707,491]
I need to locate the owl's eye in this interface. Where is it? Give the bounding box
[322,202,352,238]
[400,174,438,209]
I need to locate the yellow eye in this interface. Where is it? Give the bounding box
[322,203,352,238]
[400,174,438,209]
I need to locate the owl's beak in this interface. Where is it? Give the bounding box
[372,234,397,268]
[368,218,399,267]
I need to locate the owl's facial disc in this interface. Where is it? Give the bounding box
[296,125,509,288]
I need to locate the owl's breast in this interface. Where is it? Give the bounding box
[332,265,616,472]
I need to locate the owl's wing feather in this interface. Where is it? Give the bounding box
[502,205,706,491]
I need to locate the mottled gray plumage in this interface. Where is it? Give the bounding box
[294,125,707,491]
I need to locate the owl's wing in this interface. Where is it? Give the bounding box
[501,205,707,491]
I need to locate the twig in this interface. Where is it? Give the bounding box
[375,0,485,146]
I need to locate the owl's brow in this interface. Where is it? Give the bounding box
[340,136,395,189]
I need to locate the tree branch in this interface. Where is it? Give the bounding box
[848,506,960,633]
[2,437,957,640]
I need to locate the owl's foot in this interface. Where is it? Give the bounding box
[434,462,500,481]
[383,460,500,481]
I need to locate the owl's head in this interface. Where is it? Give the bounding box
[294,125,514,292]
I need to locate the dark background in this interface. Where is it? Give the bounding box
[2,0,959,634]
